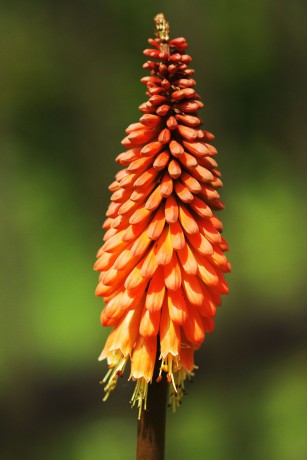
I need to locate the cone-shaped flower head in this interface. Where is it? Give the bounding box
[95,13,230,417]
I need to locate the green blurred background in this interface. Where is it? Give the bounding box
[1,0,306,459]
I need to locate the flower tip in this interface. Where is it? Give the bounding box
[98,351,105,361]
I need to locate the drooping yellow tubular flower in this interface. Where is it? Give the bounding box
[95,14,230,417]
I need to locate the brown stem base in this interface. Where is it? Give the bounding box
[136,358,168,460]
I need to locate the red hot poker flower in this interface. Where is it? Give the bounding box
[94,13,230,418]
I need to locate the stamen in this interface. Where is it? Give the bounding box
[167,355,177,392]
[130,378,149,420]
[158,354,179,394]
[101,354,127,401]
[168,366,197,412]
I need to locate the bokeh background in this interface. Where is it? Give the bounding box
[1,0,307,459]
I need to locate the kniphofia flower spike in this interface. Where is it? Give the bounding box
[95,13,230,418]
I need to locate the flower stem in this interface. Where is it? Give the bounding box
[136,354,168,460]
